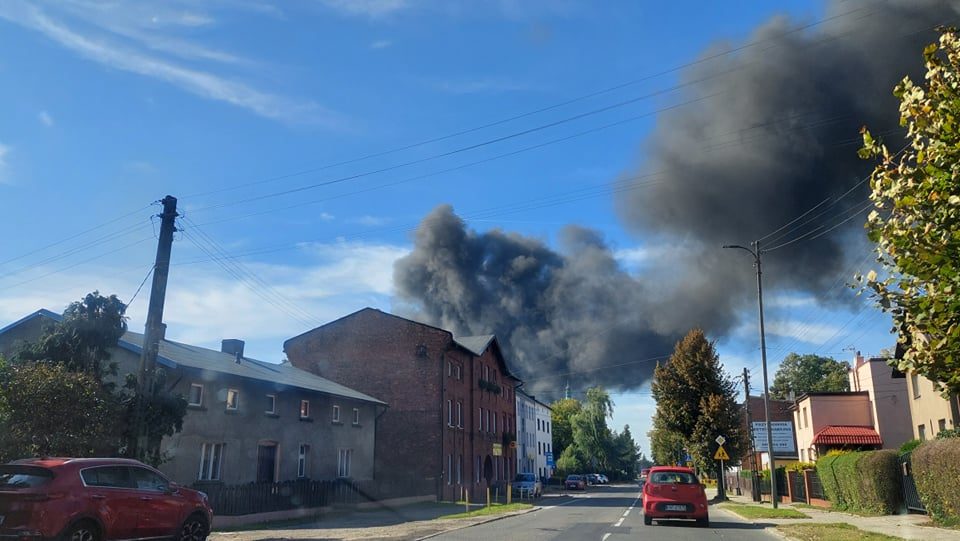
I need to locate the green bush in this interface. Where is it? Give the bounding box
[787,461,817,472]
[815,451,901,514]
[936,428,960,440]
[900,439,922,454]
[912,438,960,525]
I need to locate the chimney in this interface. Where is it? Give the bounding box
[221,339,245,358]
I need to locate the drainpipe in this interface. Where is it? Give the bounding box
[950,393,960,429]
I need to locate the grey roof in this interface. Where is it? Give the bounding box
[454,335,496,356]
[119,330,385,405]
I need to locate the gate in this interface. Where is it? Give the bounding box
[789,471,806,503]
[899,452,926,513]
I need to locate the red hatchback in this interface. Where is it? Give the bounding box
[642,466,709,527]
[0,457,213,541]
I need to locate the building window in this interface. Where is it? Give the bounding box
[300,400,310,419]
[476,455,481,484]
[538,442,542,455]
[353,408,360,425]
[483,365,489,381]
[447,454,452,485]
[332,405,341,423]
[493,412,497,433]
[919,424,927,441]
[188,383,203,406]
[198,443,224,481]
[456,401,462,428]
[802,407,809,428]
[912,372,921,398]
[225,389,239,410]
[337,449,352,478]
[939,419,947,433]
[265,394,276,414]
[478,408,483,432]
[447,360,452,378]
[456,365,462,380]
[298,444,310,478]
[486,409,490,432]
[447,399,453,426]
[457,455,463,485]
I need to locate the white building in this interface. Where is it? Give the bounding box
[516,389,554,480]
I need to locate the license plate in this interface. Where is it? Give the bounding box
[665,505,686,511]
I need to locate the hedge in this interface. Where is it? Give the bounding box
[912,438,960,525]
[815,450,901,514]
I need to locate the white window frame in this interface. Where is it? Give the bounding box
[226,389,239,410]
[332,405,341,423]
[337,448,352,478]
[298,443,310,478]
[300,400,311,419]
[478,408,483,433]
[265,394,276,414]
[447,454,452,485]
[447,399,453,427]
[353,408,360,425]
[457,454,462,485]
[198,442,224,481]
[456,401,462,428]
[476,455,481,484]
[188,383,204,407]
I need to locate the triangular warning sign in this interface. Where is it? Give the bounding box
[714,446,730,461]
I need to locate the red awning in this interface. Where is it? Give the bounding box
[812,425,882,446]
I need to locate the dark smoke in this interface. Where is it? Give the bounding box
[394,0,959,395]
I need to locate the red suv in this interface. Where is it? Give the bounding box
[0,457,213,541]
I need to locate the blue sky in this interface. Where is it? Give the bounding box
[0,0,897,455]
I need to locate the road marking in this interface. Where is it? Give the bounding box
[622,510,630,517]
[614,518,624,527]
[602,534,611,541]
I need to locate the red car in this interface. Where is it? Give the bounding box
[564,474,587,490]
[642,466,709,527]
[0,457,213,541]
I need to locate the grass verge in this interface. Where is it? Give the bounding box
[441,502,533,519]
[719,502,809,519]
[777,523,904,540]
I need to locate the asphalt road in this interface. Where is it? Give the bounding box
[430,484,779,541]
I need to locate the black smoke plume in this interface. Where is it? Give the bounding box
[394,0,959,395]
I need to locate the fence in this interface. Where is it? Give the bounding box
[788,471,806,503]
[807,469,827,501]
[898,452,926,513]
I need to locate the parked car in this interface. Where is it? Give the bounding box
[585,473,600,485]
[642,466,708,527]
[511,472,543,498]
[598,474,609,484]
[564,474,587,490]
[0,457,213,541]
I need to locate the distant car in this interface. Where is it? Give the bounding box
[642,466,708,527]
[585,473,600,485]
[0,457,213,541]
[640,467,651,478]
[598,474,609,484]
[511,472,543,498]
[638,475,647,490]
[565,474,587,490]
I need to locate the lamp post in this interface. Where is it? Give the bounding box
[723,240,778,508]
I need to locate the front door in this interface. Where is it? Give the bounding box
[257,443,278,483]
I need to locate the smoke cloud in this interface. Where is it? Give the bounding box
[393,0,959,395]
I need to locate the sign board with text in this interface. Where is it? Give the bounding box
[545,451,555,467]
[493,443,503,456]
[751,421,796,453]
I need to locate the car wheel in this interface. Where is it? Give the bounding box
[179,514,209,541]
[62,521,100,541]
[643,514,652,525]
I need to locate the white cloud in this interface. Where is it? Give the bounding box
[369,39,393,49]
[765,319,841,344]
[351,215,390,226]
[319,0,409,18]
[319,212,335,221]
[0,1,343,126]
[767,295,816,308]
[38,110,54,126]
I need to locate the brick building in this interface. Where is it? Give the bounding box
[283,308,520,502]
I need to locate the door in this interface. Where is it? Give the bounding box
[257,443,278,483]
[129,467,184,537]
[79,466,140,539]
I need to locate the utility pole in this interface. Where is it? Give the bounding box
[743,367,759,500]
[134,195,179,460]
[723,240,778,508]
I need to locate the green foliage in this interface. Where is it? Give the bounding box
[647,414,686,466]
[650,329,745,472]
[611,425,641,480]
[787,462,817,472]
[0,362,120,461]
[550,398,582,459]
[555,445,585,476]
[900,439,922,454]
[936,428,960,440]
[816,451,902,514]
[913,438,960,525]
[570,387,615,471]
[859,28,960,395]
[549,389,640,480]
[769,353,850,400]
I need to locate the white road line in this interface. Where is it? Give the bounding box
[622,510,630,517]
[602,534,611,541]
[614,518,624,527]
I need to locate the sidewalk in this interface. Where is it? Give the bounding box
[713,489,960,541]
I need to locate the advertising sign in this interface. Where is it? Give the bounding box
[751,421,796,453]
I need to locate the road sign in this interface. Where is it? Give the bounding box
[493,443,502,456]
[715,435,726,446]
[714,446,730,461]
[545,452,555,467]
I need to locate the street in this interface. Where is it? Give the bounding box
[432,485,778,541]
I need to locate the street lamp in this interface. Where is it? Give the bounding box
[723,240,779,508]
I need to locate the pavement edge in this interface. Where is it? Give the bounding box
[414,506,541,541]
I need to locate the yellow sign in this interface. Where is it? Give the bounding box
[714,446,730,461]
[493,443,503,456]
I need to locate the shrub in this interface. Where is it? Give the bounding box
[900,439,922,454]
[787,461,817,472]
[912,438,960,525]
[936,428,960,440]
[816,450,901,514]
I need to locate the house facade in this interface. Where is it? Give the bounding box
[791,392,880,461]
[848,353,913,450]
[906,369,960,441]
[534,398,553,480]
[0,309,384,487]
[516,390,537,476]
[283,308,520,502]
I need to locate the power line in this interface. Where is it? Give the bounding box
[126,265,155,309]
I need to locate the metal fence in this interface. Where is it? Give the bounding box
[807,469,827,500]
[788,471,806,503]
[898,452,926,513]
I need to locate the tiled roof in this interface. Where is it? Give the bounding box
[812,425,882,446]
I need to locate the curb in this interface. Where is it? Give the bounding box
[414,506,541,541]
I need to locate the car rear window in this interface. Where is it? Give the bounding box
[567,475,580,480]
[0,466,54,488]
[515,473,535,482]
[649,471,697,484]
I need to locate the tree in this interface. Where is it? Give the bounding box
[769,353,850,399]
[860,27,960,396]
[550,398,582,459]
[0,362,120,461]
[648,414,686,466]
[610,425,641,479]
[570,387,615,472]
[651,329,745,472]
